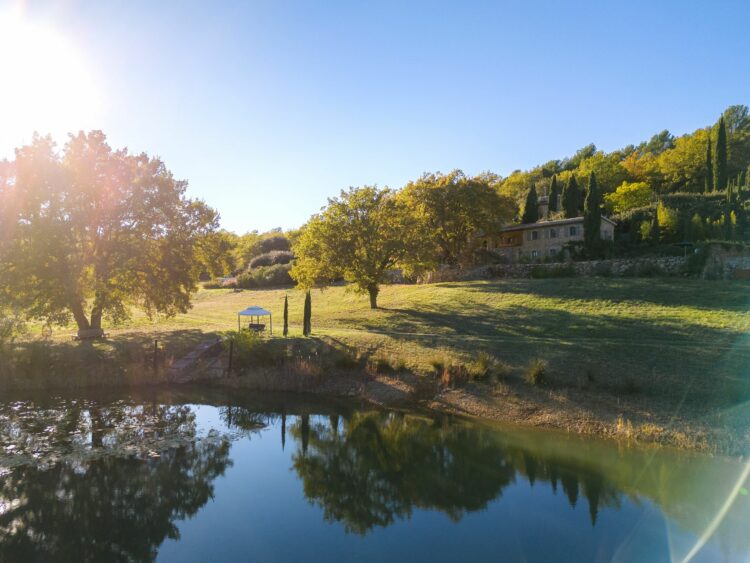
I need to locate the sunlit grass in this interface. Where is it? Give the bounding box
[17,277,750,407]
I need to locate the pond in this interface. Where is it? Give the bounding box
[0,388,748,562]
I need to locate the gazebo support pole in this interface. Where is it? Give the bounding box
[237,314,240,332]
[270,314,273,335]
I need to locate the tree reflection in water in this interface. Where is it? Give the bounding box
[0,400,232,562]
[289,411,619,534]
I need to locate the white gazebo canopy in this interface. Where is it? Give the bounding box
[239,306,271,317]
[237,306,273,334]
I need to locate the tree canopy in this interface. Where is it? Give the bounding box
[0,131,220,337]
[399,170,513,264]
[291,186,429,308]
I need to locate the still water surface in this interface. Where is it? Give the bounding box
[0,388,748,562]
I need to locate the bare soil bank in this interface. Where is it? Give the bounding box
[207,365,748,456]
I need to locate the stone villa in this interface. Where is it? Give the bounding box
[477,196,616,262]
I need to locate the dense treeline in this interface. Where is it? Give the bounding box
[499,105,750,245]
[288,106,750,306]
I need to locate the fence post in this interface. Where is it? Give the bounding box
[228,339,234,375]
[153,339,158,372]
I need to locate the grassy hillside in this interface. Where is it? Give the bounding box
[17,277,750,410]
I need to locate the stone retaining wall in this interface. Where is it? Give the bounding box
[421,256,688,283]
[702,245,750,280]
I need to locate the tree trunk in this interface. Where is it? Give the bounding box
[368,285,379,309]
[71,301,104,339]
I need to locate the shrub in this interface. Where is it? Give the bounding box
[249,250,294,269]
[202,280,223,289]
[469,351,506,381]
[237,264,293,288]
[255,235,291,256]
[391,356,408,372]
[370,356,392,374]
[0,313,25,345]
[226,331,286,370]
[525,358,548,385]
[441,364,469,388]
[429,356,446,376]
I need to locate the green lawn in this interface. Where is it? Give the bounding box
[5,278,750,406]
[19,277,750,408]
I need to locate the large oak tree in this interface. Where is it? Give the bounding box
[0,131,221,338]
[291,186,429,308]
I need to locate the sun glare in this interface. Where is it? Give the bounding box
[0,11,101,154]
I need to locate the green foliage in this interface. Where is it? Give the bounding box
[291,186,431,308]
[715,116,728,191]
[656,201,678,242]
[521,185,539,224]
[576,150,628,194]
[468,351,508,381]
[650,207,661,243]
[237,264,293,288]
[400,170,514,264]
[303,291,311,336]
[562,175,581,218]
[583,172,602,252]
[226,330,287,369]
[0,310,25,346]
[0,131,219,338]
[248,250,294,269]
[549,175,560,212]
[605,181,653,214]
[704,137,713,192]
[525,358,548,386]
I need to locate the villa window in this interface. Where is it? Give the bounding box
[531,231,539,241]
[531,250,539,259]
[550,228,557,238]
[569,226,577,236]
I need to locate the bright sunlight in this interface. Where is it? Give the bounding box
[0,10,100,153]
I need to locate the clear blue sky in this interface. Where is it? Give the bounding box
[3,0,749,233]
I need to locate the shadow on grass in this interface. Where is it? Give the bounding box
[448,278,750,312]
[353,302,750,408]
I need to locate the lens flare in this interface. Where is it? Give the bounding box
[0,9,101,153]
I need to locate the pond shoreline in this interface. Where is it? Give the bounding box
[196,365,747,456]
[2,359,745,456]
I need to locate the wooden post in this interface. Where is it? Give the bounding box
[153,339,158,372]
[228,339,234,375]
[270,313,273,335]
[237,313,240,332]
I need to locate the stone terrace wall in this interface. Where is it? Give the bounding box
[422,256,687,283]
[702,245,750,280]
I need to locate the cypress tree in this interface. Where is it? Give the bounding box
[549,175,560,213]
[714,116,728,191]
[725,185,735,240]
[650,205,661,244]
[583,172,602,253]
[302,290,311,336]
[521,185,539,224]
[283,295,289,337]
[562,175,580,218]
[704,136,713,193]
